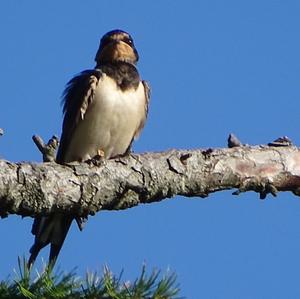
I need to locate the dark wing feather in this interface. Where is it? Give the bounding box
[56,69,102,163]
[28,69,103,268]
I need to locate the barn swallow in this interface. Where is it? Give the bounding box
[28,30,150,267]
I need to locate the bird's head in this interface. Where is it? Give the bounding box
[95,30,139,65]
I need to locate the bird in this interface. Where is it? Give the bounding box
[28,29,150,267]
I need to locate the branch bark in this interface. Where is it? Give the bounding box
[1,145,300,218]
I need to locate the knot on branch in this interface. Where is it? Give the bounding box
[32,135,59,162]
[233,178,278,199]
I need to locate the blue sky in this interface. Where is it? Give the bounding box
[0,1,300,298]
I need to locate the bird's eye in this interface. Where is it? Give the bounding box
[125,38,133,45]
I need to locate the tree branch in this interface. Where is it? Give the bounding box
[1,143,300,218]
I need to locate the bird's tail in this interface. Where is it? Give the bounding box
[28,213,73,268]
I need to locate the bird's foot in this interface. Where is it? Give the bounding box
[87,149,105,166]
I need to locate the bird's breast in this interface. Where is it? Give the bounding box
[64,74,145,162]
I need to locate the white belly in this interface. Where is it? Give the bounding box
[64,74,145,162]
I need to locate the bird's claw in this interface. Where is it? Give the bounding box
[86,149,105,166]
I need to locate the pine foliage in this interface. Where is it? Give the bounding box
[0,258,181,299]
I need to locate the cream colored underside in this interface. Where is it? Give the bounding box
[63,74,146,162]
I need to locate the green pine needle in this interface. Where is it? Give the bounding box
[0,258,182,299]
